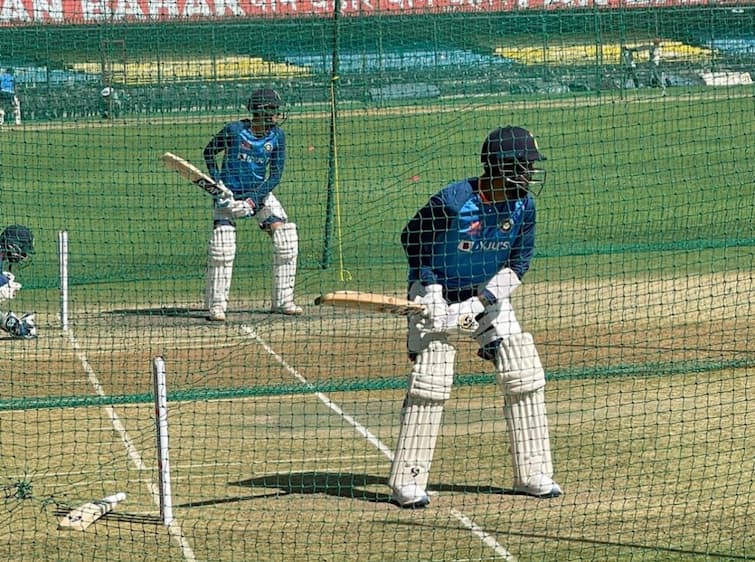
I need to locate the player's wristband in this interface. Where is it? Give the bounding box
[478,289,497,307]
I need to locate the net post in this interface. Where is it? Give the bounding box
[152,356,174,526]
[57,230,68,331]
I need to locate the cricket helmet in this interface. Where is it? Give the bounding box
[0,224,34,267]
[481,125,547,196]
[247,88,286,129]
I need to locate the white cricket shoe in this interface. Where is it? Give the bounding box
[513,474,562,498]
[207,306,226,322]
[391,484,430,509]
[271,304,303,316]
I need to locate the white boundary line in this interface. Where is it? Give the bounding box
[239,324,516,561]
[65,330,197,562]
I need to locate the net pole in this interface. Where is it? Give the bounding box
[152,356,174,526]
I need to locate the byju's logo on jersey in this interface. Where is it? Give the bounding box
[458,240,511,252]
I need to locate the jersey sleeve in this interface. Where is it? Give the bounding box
[249,128,285,206]
[401,193,450,286]
[507,197,536,279]
[203,125,231,179]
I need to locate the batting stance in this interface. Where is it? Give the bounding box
[389,126,562,508]
[0,225,37,338]
[203,88,302,321]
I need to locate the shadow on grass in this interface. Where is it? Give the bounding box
[106,307,206,317]
[103,306,276,318]
[180,473,531,509]
[226,472,391,504]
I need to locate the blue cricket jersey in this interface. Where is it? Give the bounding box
[402,178,536,302]
[203,120,285,208]
[0,72,15,94]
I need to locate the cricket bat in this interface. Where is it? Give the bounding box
[58,492,126,531]
[160,152,233,199]
[314,291,425,316]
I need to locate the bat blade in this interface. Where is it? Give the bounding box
[58,492,126,531]
[160,152,233,198]
[314,291,425,316]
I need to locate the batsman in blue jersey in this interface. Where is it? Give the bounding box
[389,126,562,508]
[203,88,301,321]
[0,68,22,127]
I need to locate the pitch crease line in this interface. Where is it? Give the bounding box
[239,324,515,560]
[451,509,517,561]
[66,330,196,562]
[239,325,394,459]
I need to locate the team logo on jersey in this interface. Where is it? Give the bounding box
[499,219,513,232]
[264,142,274,153]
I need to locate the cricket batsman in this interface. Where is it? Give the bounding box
[202,88,302,321]
[389,126,562,508]
[0,224,37,338]
[0,68,21,127]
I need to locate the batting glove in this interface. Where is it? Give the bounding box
[0,272,21,302]
[229,198,256,219]
[443,297,485,332]
[214,181,234,206]
[415,284,449,333]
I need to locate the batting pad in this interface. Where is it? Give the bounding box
[495,332,546,394]
[389,342,455,499]
[272,223,298,309]
[205,225,236,311]
[503,388,555,491]
[388,396,445,497]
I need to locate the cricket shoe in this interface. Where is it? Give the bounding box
[271,304,303,316]
[207,306,226,322]
[391,484,430,509]
[513,474,562,498]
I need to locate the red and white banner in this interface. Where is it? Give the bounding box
[0,0,736,24]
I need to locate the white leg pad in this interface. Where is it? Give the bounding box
[12,97,20,125]
[271,223,298,309]
[495,332,546,394]
[0,108,4,126]
[389,341,455,507]
[503,389,556,494]
[496,333,560,497]
[205,225,236,313]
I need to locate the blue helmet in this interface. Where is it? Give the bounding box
[481,126,547,195]
[0,225,34,268]
[247,88,286,129]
